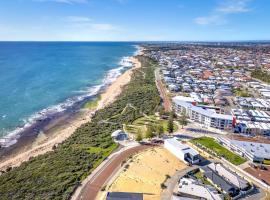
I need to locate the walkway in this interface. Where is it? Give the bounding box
[75,145,149,200]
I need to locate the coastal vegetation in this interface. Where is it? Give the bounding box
[191,137,246,165]
[0,56,161,199]
[251,69,270,83]
[83,95,101,109]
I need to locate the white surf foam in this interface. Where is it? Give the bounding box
[0,55,137,148]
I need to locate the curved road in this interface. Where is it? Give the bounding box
[76,145,150,200]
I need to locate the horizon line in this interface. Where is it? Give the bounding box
[0,40,270,43]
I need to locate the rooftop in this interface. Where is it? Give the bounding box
[165,138,199,156]
[106,192,143,200]
[178,177,223,200]
[231,140,270,160]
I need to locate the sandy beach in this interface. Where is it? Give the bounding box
[0,56,142,172]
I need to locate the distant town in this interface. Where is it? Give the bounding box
[135,42,270,200]
[85,43,270,200]
[145,43,270,136]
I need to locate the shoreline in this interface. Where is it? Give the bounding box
[0,54,142,171]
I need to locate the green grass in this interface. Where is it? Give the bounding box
[233,88,252,97]
[193,170,212,186]
[125,115,178,136]
[83,96,101,109]
[263,159,270,165]
[87,143,118,155]
[191,137,246,165]
[251,69,270,84]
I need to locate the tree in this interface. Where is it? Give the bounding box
[170,110,176,119]
[179,114,188,129]
[158,106,165,116]
[167,117,174,134]
[157,125,164,137]
[135,128,143,142]
[136,132,143,142]
[145,126,155,139]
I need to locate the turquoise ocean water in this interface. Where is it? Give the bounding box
[0,42,137,147]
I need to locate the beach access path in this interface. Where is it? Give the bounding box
[73,144,150,200]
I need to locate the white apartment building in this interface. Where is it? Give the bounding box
[173,96,234,130]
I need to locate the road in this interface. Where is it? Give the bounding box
[161,166,198,200]
[76,145,149,200]
[155,69,172,112]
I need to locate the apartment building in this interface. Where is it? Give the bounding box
[173,96,234,130]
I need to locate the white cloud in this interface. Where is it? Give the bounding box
[194,0,252,26]
[33,0,88,4]
[65,16,92,23]
[64,16,116,31]
[217,0,251,13]
[194,15,226,26]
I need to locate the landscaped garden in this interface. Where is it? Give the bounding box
[124,115,178,138]
[191,137,246,165]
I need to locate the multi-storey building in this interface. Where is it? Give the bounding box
[173,96,234,130]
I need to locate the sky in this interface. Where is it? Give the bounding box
[0,0,269,41]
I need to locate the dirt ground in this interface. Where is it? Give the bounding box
[108,147,187,200]
[229,135,270,144]
[245,166,270,185]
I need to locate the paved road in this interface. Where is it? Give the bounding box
[77,145,150,200]
[161,166,198,200]
[155,69,171,112]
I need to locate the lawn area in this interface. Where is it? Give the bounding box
[83,95,101,109]
[233,88,252,97]
[87,143,118,155]
[263,159,270,165]
[191,137,246,165]
[124,115,178,137]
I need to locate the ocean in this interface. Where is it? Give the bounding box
[0,42,137,147]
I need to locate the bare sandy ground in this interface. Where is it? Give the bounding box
[108,147,187,200]
[0,56,141,171]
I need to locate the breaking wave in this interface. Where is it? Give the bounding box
[0,56,135,148]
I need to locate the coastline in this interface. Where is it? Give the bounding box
[0,54,142,171]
